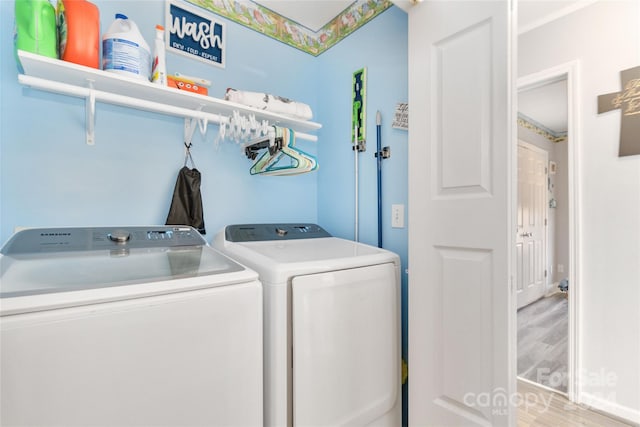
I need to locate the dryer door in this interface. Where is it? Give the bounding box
[291,262,400,426]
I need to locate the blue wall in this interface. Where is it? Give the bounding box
[315,7,409,422]
[1,0,408,422]
[0,0,319,242]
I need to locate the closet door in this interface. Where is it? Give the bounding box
[291,263,400,426]
[408,1,516,426]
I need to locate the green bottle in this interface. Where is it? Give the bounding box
[14,0,58,61]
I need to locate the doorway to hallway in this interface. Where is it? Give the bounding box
[516,62,578,401]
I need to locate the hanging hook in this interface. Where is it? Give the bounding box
[196,105,207,135]
[184,117,197,147]
[214,116,228,148]
[184,142,196,169]
[198,118,208,135]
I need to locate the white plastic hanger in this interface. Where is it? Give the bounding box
[251,127,317,176]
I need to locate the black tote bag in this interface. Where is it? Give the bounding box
[165,166,206,234]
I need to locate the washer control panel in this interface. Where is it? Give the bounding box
[225,223,331,242]
[1,226,206,255]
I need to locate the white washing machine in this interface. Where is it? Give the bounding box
[214,223,401,427]
[0,226,263,426]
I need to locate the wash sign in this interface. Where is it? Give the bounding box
[166,1,225,68]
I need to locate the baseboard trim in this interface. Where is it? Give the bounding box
[579,392,640,426]
[517,376,567,397]
[545,287,562,298]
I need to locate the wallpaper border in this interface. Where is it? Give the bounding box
[185,0,394,56]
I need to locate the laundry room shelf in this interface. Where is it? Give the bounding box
[17,50,321,145]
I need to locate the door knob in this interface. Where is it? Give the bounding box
[520,232,532,238]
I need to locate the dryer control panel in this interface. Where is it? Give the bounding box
[1,226,205,255]
[225,223,331,242]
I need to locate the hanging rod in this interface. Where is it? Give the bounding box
[17,74,319,144]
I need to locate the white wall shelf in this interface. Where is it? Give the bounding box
[17,50,321,145]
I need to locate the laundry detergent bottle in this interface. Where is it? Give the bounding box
[58,0,100,68]
[14,0,58,60]
[102,13,151,81]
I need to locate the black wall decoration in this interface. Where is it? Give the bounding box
[598,66,640,157]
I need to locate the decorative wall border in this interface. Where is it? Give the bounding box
[518,112,567,143]
[185,0,394,56]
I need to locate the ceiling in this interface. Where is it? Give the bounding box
[518,0,597,33]
[253,0,595,34]
[253,0,590,134]
[519,79,568,134]
[253,0,354,32]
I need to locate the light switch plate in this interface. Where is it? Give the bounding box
[392,204,404,228]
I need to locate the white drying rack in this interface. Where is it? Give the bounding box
[16,50,321,146]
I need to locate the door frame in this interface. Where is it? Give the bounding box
[516,60,581,402]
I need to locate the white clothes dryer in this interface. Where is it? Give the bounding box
[214,223,401,427]
[0,226,263,426]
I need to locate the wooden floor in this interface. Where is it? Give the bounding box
[517,295,637,426]
[518,293,568,393]
[518,380,635,427]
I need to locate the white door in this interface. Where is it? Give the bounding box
[408,1,515,426]
[516,142,548,309]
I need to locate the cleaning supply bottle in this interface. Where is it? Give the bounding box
[151,25,167,86]
[14,0,58,61]
[102,13,151,81]
[58,0,100,68]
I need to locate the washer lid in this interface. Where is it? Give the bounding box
[236,237,382,263]
[0,227,245,299]
[217,233,399,284]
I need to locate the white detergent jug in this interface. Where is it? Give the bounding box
[102,13,151,81]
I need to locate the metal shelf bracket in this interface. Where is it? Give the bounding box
[184,105,208,146]
[86,80,95,145]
